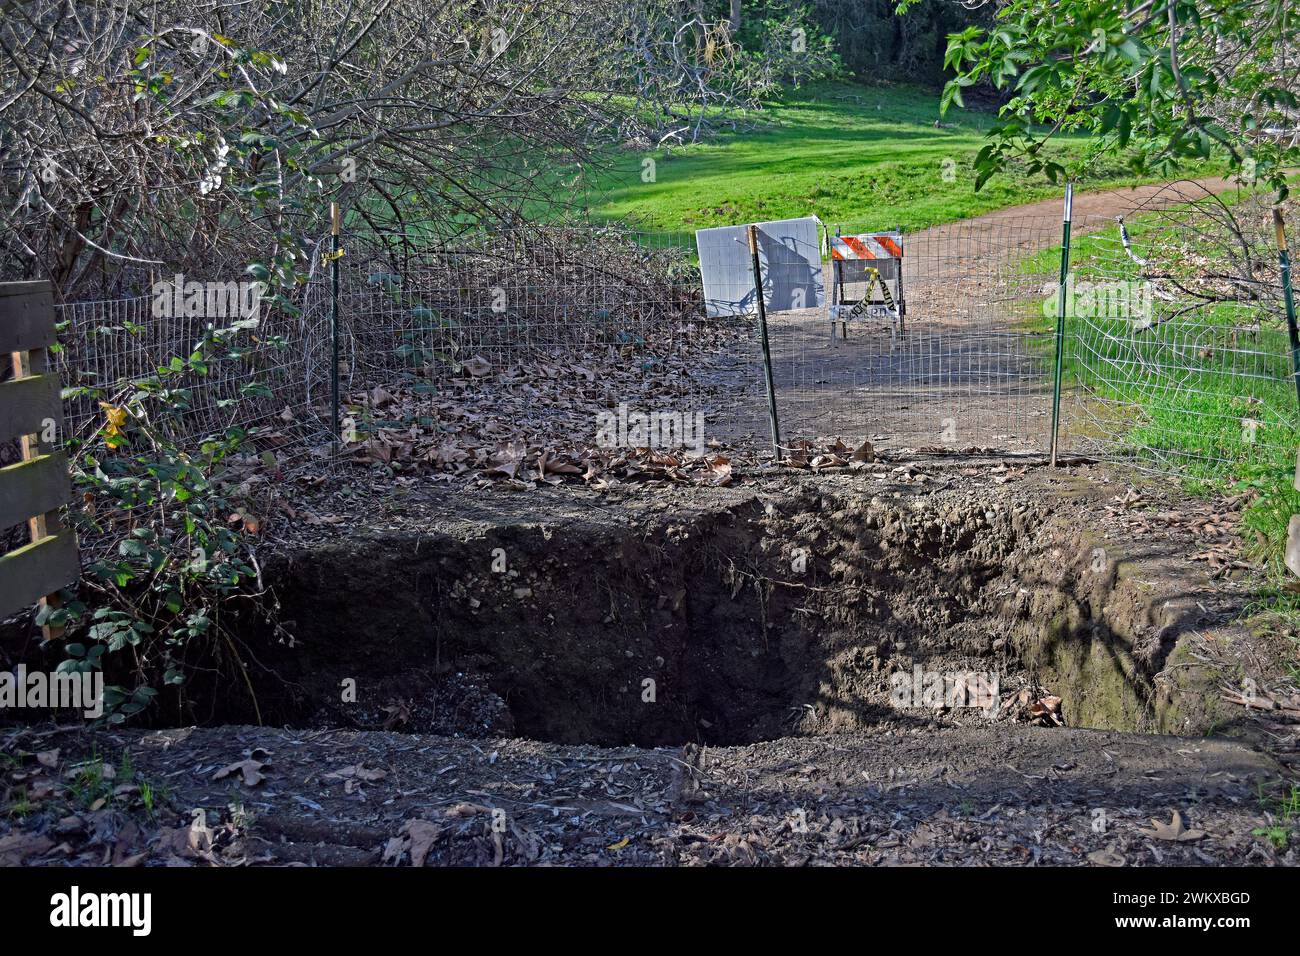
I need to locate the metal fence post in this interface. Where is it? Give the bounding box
[747,224,782,459]
[1049,183,1074,467]
[1277,208,1300,580]
[330,201,341,450]
[1274,208,1300,412]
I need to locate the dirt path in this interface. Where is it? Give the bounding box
[915,178,1237,239]
[913,176,1239,234]
[3,721,1281,867]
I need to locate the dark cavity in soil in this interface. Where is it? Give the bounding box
[172,487,1206,747]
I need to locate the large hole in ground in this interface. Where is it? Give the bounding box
[195,485,1212,747]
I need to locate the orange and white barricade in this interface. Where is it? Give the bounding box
[828,230,905,344]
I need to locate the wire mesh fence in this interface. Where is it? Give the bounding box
[1054,204,1298,478]
[316,222,765,471]
[41,188,1300,487]
[332,225,701,382]
[754,215,1068,456]
[54,288,333,467]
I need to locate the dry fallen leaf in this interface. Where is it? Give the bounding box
[154,814,214,861]
[407,820,442,867]
[381,835,406,865]
[325,763,388,783]
[1087,847,1127,867]
[708,455,732,485]
[213,759,266,787]
[0,832,55,866]
[28,778,57,801]
[383,818,442,866]
[1137,810,1205,842]
[325,762,388,794]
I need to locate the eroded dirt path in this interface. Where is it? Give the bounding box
[5,460,1294,868]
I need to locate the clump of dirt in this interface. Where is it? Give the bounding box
[166,466,1250,747]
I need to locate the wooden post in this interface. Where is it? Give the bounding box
[0,281,78,637]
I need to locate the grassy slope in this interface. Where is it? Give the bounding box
[580,81,1167,233]
[1031,229,1295,482]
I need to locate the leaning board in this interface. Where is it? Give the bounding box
[695,217,824,318]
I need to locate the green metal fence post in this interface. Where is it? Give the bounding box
[330,202,341,450]
[1275,208,1300,412]
[748,224,783,460]
[1049,183,1074,467]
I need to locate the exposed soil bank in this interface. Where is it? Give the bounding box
[202,464,1249,746]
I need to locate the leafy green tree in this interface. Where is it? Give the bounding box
[917,0,1299,196]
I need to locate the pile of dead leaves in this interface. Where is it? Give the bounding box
[1102,487,1254,578]
[1002,688,1065,726]
[0,741,226,867]
[329,318,756,489]
[782,438,875,471]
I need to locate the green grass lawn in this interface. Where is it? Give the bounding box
[578,81,1171,233]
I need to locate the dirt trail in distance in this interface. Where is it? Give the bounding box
[915,176,1239,240]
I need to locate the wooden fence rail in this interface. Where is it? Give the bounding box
[0,280,79,624]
